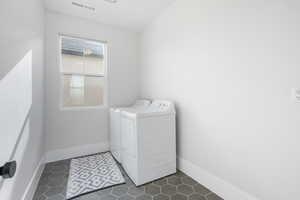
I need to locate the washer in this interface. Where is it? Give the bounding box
[110,100,151,163]
[121,100,176,185]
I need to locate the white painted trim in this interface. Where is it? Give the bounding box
[22,156,45,200]
[44,142,109,163]
[177,156,260,200]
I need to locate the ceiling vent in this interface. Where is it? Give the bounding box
[72,2,96,11]
[104,0,117,3]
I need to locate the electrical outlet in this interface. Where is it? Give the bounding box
[292,88,300,103]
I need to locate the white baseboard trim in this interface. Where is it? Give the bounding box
[22,156,45,200]
[44,142,109,163]
[177,157,260,200]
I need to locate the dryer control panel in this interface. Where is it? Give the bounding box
[148,100,175,113]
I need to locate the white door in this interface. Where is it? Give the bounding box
[0,51,32,187]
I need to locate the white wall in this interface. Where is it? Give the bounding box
[0,0,45,199]
[139,0,300,199]
[45,12,139,157]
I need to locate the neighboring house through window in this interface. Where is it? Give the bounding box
[60,35,106,108]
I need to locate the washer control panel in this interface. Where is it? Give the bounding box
[150,101,174,112]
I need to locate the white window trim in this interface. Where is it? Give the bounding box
[58,34,108,110]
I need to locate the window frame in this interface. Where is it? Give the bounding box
[58,33,108,110]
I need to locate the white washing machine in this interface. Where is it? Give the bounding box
[110,100,151,163]
[121,100,176,186]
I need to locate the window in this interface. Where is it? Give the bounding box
[60,35,106,108]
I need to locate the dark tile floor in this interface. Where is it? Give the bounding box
[33,156,223,200]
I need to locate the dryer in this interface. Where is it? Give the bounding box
[110,100,151,163]
[121,100,176,185]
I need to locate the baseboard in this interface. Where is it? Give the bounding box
[44,142,109,163]
[22,156,45,200]
[177,157,260,200]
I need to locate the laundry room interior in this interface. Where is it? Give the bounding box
[1,0,300,200]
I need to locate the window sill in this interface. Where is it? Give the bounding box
[60,105,108,111]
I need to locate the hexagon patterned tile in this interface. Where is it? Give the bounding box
[32,157,223,200]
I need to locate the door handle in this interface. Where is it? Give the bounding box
[0,161,17,179]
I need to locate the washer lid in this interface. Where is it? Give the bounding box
[111,99,151,112]
[133,99,151,107]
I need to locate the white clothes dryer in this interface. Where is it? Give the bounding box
[110,100,151,163]
[121,100,176,185]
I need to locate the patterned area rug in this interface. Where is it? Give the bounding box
[66,152,125,199]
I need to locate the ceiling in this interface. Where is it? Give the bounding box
[45,0,175,32]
